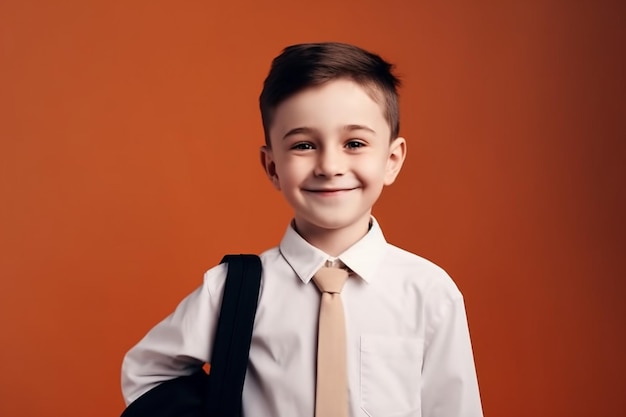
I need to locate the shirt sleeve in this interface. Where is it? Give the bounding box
[421,294,484,417]
[120,263,228,405]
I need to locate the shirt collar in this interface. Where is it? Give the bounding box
[279,217,387,284]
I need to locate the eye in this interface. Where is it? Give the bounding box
[291,142,314,150]
[345,140,365,149]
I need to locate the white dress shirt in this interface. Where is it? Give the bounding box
[121,218,483,417]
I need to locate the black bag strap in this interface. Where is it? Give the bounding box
[204,254,262,416]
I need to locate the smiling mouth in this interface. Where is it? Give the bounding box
[303,188,357,195]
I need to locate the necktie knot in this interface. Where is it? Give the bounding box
[313,266,349,294]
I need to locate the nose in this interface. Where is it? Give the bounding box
[314,147,346,177]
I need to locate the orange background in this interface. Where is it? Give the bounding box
[1,1,624,416]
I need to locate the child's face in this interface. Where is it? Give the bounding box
[261,79,406,238]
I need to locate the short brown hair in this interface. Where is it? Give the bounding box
[259,42,401,146]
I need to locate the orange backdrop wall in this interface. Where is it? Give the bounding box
[1,1,624,416]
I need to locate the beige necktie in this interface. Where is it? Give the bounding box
[313,266,350,417]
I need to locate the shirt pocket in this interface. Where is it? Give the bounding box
[360,334,423,417]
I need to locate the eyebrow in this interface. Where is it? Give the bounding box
[343,124,376,134]
[282,124,376,140]
[282,127,317,140]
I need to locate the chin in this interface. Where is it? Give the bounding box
[304,214,369,232]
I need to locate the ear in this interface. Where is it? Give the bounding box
[260,145,281,190]
[384,137,407,186]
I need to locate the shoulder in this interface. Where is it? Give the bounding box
[201,262,229,298]
[258,245,282,264]
[202,246,283,294]
[383,243,463,301]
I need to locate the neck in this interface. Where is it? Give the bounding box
[293,215,371,257]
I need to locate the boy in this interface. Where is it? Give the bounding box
[122,42,483,417]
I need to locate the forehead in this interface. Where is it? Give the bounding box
[269,79,390,141]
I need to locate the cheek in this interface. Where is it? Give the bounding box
[277,160,308,182]
[358,159,388,183]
